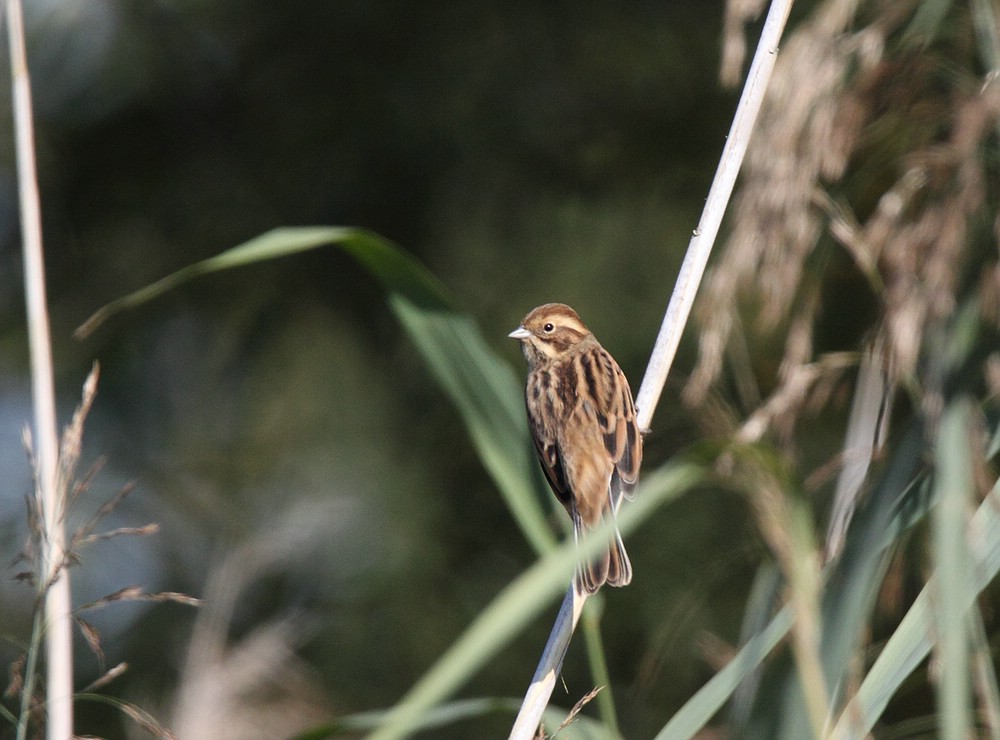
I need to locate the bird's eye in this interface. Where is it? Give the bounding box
[543,323,555,333]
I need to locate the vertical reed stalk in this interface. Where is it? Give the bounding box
[7,1,75,737]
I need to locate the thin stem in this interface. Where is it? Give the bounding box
[633,0,795,433]
[7,1,75,737]
[16,606,45,740]
[509,1,796,736]
[580,602,619,734]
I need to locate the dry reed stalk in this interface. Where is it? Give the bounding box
[7,0,74,735]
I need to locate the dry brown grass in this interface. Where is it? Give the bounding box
[686,2,1000,732]
[690,0,1000,427]
[9,365,199,738]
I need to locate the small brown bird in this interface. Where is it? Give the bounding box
[509,303,642,594]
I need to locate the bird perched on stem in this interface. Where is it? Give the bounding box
[509,303,642,594]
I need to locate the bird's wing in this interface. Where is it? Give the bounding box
[599,354,642,501]
[530,410,572,507]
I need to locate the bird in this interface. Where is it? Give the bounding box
[509,303,642,594]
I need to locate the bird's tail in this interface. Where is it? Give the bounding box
[575,509,633,595]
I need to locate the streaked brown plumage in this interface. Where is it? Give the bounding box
[509,303,642,594]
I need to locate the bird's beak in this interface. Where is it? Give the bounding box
[508,326,531,340]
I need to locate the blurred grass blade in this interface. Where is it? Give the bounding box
[370,462,702,740]
[579,602,619,733]
[654,604,794,740]
[76,227,555,554]
[833,467,1000,736]
[77,227,446,337]
[293,697,615,739]
[824,335,892,562]
[293,697,522,738]
[972,0,1000,84]
[903,0,957,46]
[969,606,1000,737]
[932,400,974,739]
[728,563,783,732]
[387,296,554,554]
[989,413,1000,458]
[663,425,928,740]
[771,424,926,739]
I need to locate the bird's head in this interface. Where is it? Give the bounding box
[508,303,593,364]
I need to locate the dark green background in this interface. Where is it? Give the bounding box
[0,2,767,737]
